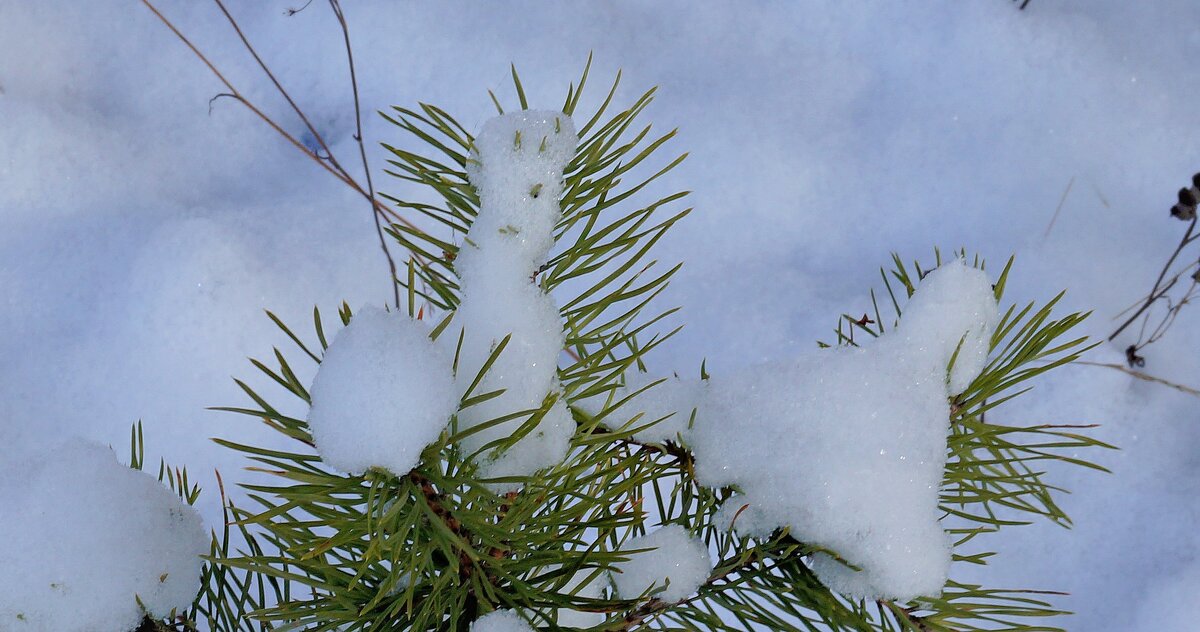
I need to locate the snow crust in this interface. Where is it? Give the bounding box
[611,524,714,603]
[450,111,578,486]
[624,262,998,600]
[470,609,533,632]
[306,307,458,476]
[0,439,207,631]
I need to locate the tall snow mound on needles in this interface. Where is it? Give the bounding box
[450,111,578,487]
[0,438,207,632]
[306,306,458,476]
[696,261,998,600]
[619,261,997,601]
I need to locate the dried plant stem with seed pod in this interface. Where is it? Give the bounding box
[1110,172,1200,367]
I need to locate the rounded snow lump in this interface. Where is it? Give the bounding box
[307,306,458,476]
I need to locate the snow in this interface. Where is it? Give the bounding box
[306,306,459,476]
[3,1,1200,627]
[898,262,999,395]
[462,112,577,268]
[612,524,714,603]
[0,439,207,632]
[450,112,578,486]
[548,565,609,629]
[469,609,533,632]
[687,261,998,600]
[1130,562,1200,630]
[608,371,705,444]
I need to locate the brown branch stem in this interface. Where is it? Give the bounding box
[1077,360,1200,398]
[143,0,421,308]
[328,0,402,309]
[1109,215,1198,345]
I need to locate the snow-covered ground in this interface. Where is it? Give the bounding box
[1,1,1197,628]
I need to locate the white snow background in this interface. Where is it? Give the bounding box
[1,0,1198,628]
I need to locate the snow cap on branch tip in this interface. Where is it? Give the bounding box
[306,306,458,477]
[447,111,579,488]
[461,110,578,274]
[682,259,998,600]
[896,258,999,394]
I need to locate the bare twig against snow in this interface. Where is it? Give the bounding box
[142,0,410,308]
[1108,172,1200,366]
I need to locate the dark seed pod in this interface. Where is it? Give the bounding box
[1193,172,1200,189]
[1171,203,1196,220]
[1179,187,1198,208]
[1125,344,1146,368]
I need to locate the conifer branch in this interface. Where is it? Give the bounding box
[175,64,1109,632]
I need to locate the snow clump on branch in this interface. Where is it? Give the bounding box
[448,111,578,487]
[306,306,458,476]
[611,524,714,603]
[611,372,705,444]
[304,112,578,487]
[617,260,998,600]
[469,609,534,632]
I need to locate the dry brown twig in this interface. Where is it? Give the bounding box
[1077,361,1200,398]
[141,0,419,308]
[325,0,398,311]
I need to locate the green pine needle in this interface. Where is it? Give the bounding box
[182,66,1110,632]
